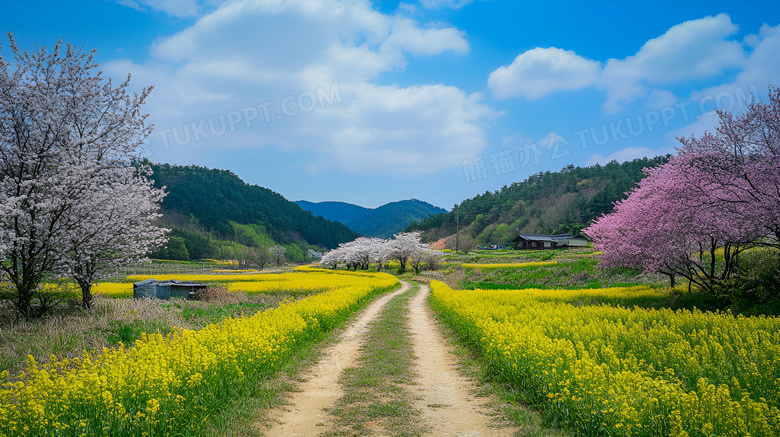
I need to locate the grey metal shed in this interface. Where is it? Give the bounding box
[133,279,208,300]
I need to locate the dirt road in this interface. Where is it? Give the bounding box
[408,284,516,436]
[261,283,410,436]
[261,281,514,436]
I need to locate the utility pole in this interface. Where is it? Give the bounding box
[455,204,460,254]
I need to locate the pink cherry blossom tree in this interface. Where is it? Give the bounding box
[585,157,761,292]
[585,86,780,294]
[676,86,780,243]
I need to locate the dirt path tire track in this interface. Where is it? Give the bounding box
[260,282,410,436]
[409,283,517,437]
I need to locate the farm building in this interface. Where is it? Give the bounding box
[512,233,589,250]
[133,279,208,300]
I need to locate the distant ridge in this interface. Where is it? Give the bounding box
[296,199,447,238]
[145,162,359,261]
[405,156,671,246]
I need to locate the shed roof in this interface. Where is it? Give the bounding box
[513,233,575,242]
[133,279,207,287]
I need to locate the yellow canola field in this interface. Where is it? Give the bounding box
[42,283,133,300]
[99,269,380,299]
[93,283,134,299]
[229,270,379,295]
[430,281,780,437]
[0,271,399,436]
[201,259,238,266]
[460,261,558,269]
[126,273,286,282]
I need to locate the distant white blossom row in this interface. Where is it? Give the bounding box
[320,232,443,273]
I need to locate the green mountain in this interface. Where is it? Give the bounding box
[296,199,447,238]
[406,157,670,246]
[146,162,359,261]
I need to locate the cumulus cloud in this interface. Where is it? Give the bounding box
[318,83,493,173]
[600,13,745,112]
[489,14,752,113]
[107,0,491,174]
[382,17,469,56]
[690,23,780,101]
[669,22,780,141]
[488,47,601,99]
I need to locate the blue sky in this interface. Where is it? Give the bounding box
[2,1,779,209]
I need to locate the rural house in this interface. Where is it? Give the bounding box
[512,233,589,250]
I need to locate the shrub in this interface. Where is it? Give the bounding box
[715,248,780,313]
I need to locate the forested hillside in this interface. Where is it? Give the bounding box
[145,162,359,261]
[407,157,669,245]
[296,199,446,238]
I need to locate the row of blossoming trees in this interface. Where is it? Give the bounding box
[0,37,166,318]
[585,86,780,302]
[320,232,443,273]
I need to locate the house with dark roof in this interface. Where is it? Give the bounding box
[512,233,589,250]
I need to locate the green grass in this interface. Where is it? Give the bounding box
[101,319,174,345]
[459,256,666,291]
[452,253,739,313]
[181,301,270,326]
[0,330,82,374]
[325,285,426,437]
[451,250,558,264]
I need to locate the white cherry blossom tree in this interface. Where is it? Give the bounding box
[320,232,429,274]
[268,245,286,267]
[57,166,167,308]
[0,35,163,315]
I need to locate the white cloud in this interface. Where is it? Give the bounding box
[691,23,780,101]
[382,18,469,56]
[317,83,493,173]
[107,0,490,175]
[117,0,222,18]
[489,14,751,113]
[487,47,602,99]
[586,146,672,166]
[643,89,677,110]
[669,22,780,142]
[419,0,474,9]
[600,13,745,112]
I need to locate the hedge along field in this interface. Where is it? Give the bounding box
[228,268,392,296]
[429,281,780,437]
[461,261,558,269]
[125,273,289,283]
[0,270,399,436]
